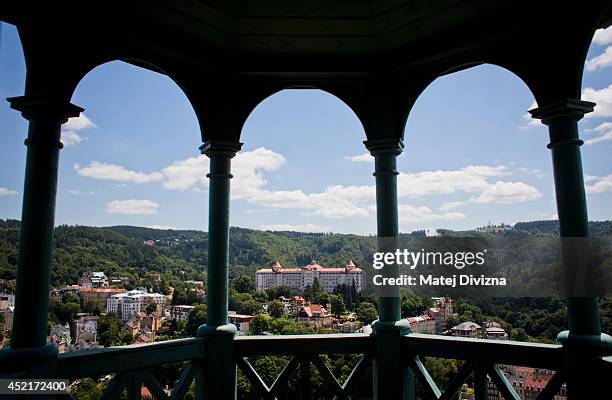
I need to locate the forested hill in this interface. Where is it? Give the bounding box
[1,219,611,289]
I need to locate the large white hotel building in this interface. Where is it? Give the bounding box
[107,289,166,321]
[256,260,363,293]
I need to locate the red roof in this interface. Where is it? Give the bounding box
[525,377,548,390]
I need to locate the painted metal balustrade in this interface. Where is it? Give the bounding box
[49,332,612,399]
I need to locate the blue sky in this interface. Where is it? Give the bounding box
[1,22,611,234]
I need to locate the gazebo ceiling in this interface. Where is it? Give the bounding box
[1,0,611,107]
[147,0,506,54]
[3,0,609,76]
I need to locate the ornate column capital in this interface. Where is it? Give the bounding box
[528,99,595,124]
[199,140,243,158]
[363,138,404,156]
[7,95,83,150]
[7,95,83,123]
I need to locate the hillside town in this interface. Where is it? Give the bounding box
[0,264,569,399]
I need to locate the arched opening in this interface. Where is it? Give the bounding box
[0,23,27,222]
[398,60,611,396]
[580,25,612,222]
[401,64,548,233]
[232,88,375,398]
[237,88,370,234]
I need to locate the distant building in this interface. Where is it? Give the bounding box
[278,296,305,315]
[109,276,130,287]
[425,297,453,333]
[170,305,195,322]
[107,290,166,321]
[297,304,333,329]
[228,313,253,335]
[0,306,14,332]
[405,315,436,334]
[0,293,15,309]
[143,240,155,246]
[71,316,98,344]
[476,223,513,234]
[48,324,71,353]
[80,287,127,312]
[79,272,109,288]
[485,322,508,340]
[450,321,482,338]
[50,285,81,300]
[256,260,363,293]
[488,366,567,400]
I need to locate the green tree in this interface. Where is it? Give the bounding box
[121,330,134,345]
[62,293,81,304]
[98,314,121,347]
[71,378,101,400]
[253,290,268,303]
[249,314,271,334]
[267,300,285,318]
[186,304,207,336]
[356,302,378,325]
[401,296,433,318]
[318,292,331,306]
[265,285,291,301]
[52,301,80,324]
[232,276,255,293]
[330,294,345,316]
[230,292,261,315]
[145,302,157,315]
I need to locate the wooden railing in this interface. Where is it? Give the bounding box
[52,333,612,399]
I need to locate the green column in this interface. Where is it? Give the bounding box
[365,139,414,400]
[530,99,612,397]
[196,140,242,400]
[1,95,81,373]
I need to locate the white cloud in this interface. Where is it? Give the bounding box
[261,223,332,233]
[160,147,286,194]
[106,199,159,215]
[585,130,612,145]
[582,85,612,118]
[60,114,96,147]
[439,201,463,211]
[244,184,375,219]
[399,204,466,224]
[146,225,177,230]
[397,165,509,198]
[232,148,286,199]
[67,189,94,196]
[586,121,612,133]
[592,26,612,46]
[345,153,373,162]
[161,155,207,191]
[75,162,164,184]
[0,187,18,196]
[586,46,612,71]
[585,175,612,194]
[516,167,546,178]
[63,114,96,131]
[521,101,542,128]
[61,130,83,146]
[584,121,612,145]
[471,181,541,204]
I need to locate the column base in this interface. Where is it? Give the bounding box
[371,319,411,335]
[196,323,238,338]
[195,324,237,400]
[557,330,612,353]
[372,319,414,399]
